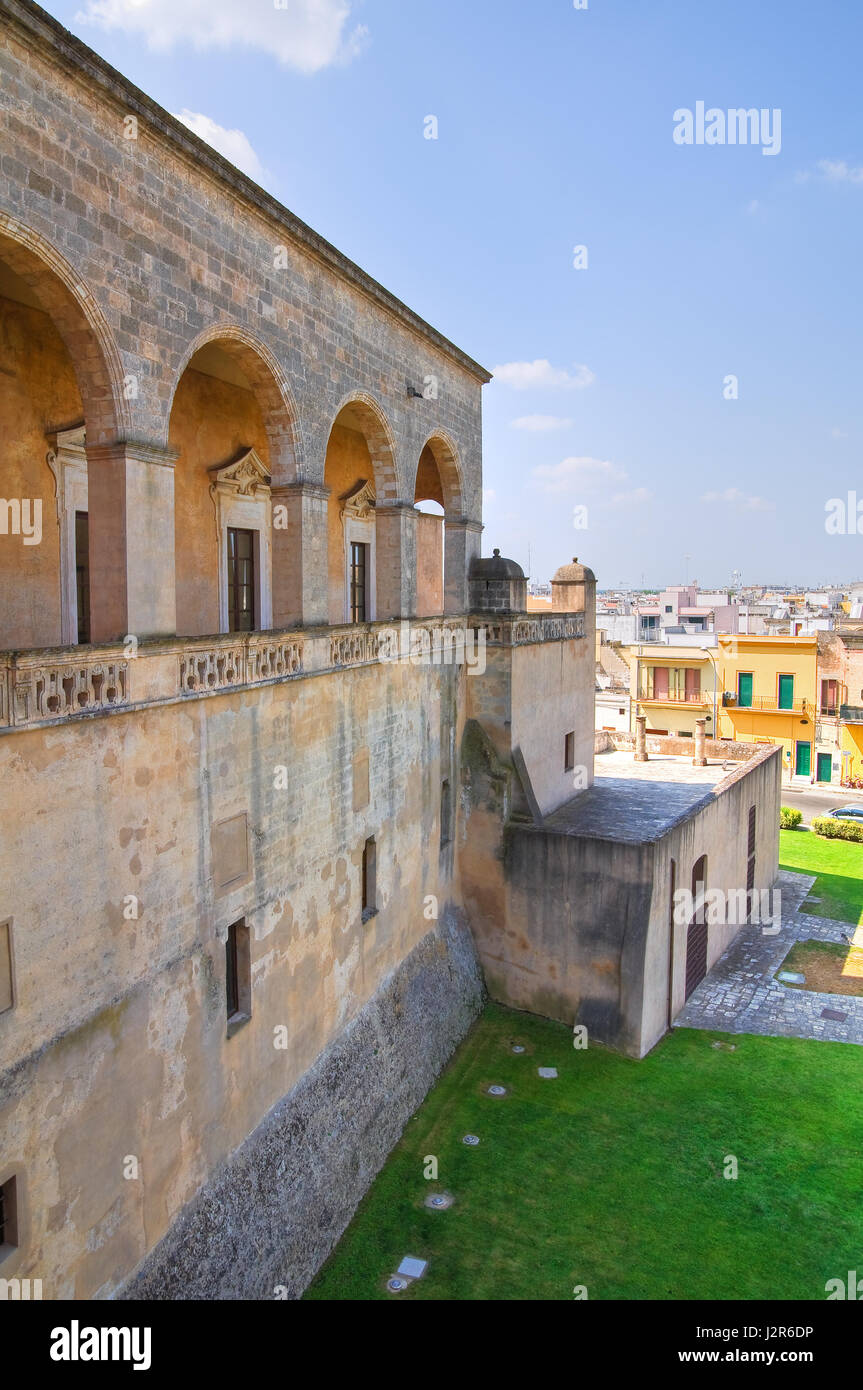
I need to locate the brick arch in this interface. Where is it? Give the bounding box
[326,391,399,503]
[0,213,128,443]
[168,323,301,483]
[414,428,465,517]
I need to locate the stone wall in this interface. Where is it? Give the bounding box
[121,911,483,1300]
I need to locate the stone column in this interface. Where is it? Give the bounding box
[375,502,417,620]
[86,440,178,642]
[270,481,329,628]
[693,717,707,767]
[444,518,483,615]
[634,714,648,762]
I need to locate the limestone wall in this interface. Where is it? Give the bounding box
[0,653,477,1297]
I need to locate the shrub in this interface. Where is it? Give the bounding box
[811,816,863,842]
[780,807,803,829]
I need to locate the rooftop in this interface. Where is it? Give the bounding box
[542,751,730,843]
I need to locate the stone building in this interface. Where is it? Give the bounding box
[0,1,779,1301]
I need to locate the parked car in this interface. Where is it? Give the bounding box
[825,806,863,821]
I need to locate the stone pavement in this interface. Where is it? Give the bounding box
[674,869,863,1046]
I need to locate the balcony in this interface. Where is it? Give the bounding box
[840,703,863,724]
[639,691,712,707]
[728,696,809,714]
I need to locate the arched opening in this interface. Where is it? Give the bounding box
[323,395,399,624]
[0,224,122,650]
[685,854,709,999]
[414,432,466,618]
[168,335,296,636]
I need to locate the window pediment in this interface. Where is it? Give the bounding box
[340,478,376,521]
[208,448,271,501]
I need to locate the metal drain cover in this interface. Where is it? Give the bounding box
[511,1044,525,1054]
[538,1067,558,1079]
[487,1084,507,1096]
[821,1007,848,1022]
[462,1134,480,1146]
[387,1276,410,1293]
[425,1192,454,1210]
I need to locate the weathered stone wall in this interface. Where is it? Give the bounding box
[0,653,476,1297]
[121,911,483,1300]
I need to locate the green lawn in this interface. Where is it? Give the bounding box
[779,827,863,926]
[305,1006,863,1300]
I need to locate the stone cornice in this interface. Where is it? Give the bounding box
[1,0,492,386]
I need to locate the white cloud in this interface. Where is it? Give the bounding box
[173,111,266,181]
[701,487,774,513]
[817,159,863,184]
[533,456,625,494]
[610,487,651,507]
[77,0,368,73]
[492,359,595,391]
[831,426,848,439]
[510,415,574,432]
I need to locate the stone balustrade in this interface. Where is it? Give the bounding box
[0,611,585,733]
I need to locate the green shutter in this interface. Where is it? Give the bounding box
[737,672,753,707]
[795,742,811,776]
[778,674,794,710]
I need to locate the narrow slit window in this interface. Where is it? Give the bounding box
[225,918,251,1031]
[440,779,452,847]
[361,837,377,920]
[0,1175,18,1255]
[564,731,575,772]
[227,527,256,633]
[75,511,90,644]
[350,542,368,624]
[0,921,13,1014]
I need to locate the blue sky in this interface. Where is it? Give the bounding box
[41,0,863,588]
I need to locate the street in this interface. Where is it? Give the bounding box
[780,784,863,826]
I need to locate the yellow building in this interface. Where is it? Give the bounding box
[625,644,721,741]
[717,635,820,780]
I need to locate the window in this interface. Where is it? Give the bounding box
[440,779,452,847]
[350,541,368,624]
[75,512,90,644]
[665,605,673,613]
[0,921,13,1013]
[777,673,794,710]
[746,806,757,915]
[227,527,256,633]
[691,855,707,924]
[737,672,753,707]
[225,919,251,1033]
[361,838,377,921]
[0,1176,17,1256]
[564,731,575,771]
[820,679,838,716]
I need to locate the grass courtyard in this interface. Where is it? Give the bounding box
[305,1005,863,1301]
[779,826,863,927]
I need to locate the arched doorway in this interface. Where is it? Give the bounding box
[685,918,708,999]
[0,221,123,650]
[323,395,398,624]
[167,333,297,637]
[414,432,466,617]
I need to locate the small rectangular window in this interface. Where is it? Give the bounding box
[0,1175,18,1255]
[0,921,13,1014]
[564,732,575,772]
[440,779,452,847]
[225,919,251,1032]
[227,527,256,633]
[361,838,377,920]
[350,542,368,624]
[75,511,90,644]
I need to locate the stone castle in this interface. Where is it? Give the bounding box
[0,0,780,1299]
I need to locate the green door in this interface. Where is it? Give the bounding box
[778,674,794,710]
[737,672,753,707]
[817,752,833,783]
[795,741,811,776]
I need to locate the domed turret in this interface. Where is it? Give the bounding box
[469,549,527,613]
[551,556,596,613]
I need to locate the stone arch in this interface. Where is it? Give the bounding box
[413,428,465,517]
[326,390,399,502]
[0,212,128,443]
[168,323,301,483]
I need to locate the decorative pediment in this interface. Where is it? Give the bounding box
[340,478,376,521]
[208,448,271,500]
